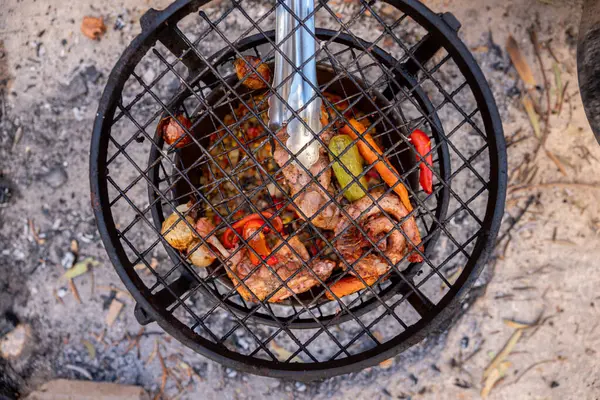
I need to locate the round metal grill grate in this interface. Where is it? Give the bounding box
[90,0,506,380]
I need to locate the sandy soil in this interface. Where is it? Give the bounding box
[1,0,600,399]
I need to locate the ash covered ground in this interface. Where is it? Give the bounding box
[2,0,600,399]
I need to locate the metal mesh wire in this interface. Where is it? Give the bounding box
[98,0,499,367]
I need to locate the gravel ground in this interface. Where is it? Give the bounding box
[2,0,600,399]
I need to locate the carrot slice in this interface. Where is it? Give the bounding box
[243,220,278,266]
[340,119,413,212]
[325,276,378,300]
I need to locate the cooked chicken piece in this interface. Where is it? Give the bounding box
[334,190,423,280]
[273,127,340,230]
[225,235,335,302]
[187,218,229,268]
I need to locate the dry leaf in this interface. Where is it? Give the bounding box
[81,339,96,359]
[506,35,536,88]
[481,360,511,398]
[522,95,541,139]
[63,257,98,280]
[81,16,106,40]
[105,299,124,327]
[63,263,88,280]
[483,329,523,379]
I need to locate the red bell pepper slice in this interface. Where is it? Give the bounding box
[409,129,433,194]
[221,212,283,249]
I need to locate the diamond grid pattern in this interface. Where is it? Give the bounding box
[95,0,502,368]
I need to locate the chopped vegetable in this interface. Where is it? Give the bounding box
[325,276,378,300]
[161,211,195,250]
[409,129,433,194]
[158,114,193,148]
[187,240,215,268]
[340,119,413,212]
[243,220,278,266]
[234,56,272,90]
[221,212,283,249]
[328,134,367,202]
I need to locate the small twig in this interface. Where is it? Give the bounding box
[146,339,159,366]
[574,144,599,164]
[525,165,539,185]
[28,218,45,245]
[556,81,570,117]
[69,279,82,304]
[527,314,556,340]
[170,367,184,392]
[504,128,523,143]
[509,264,558,281]
[509,182,600,194]
[93,329,106,344]
[124,327,145,354]
[529,28,552,161]
[90,268,95,297]
[546,42,562,65]
[508,156,531,186]
[506,135,530,148]
[462,344,483,364]
[140,331,166,338]
[512,359,557,384]
[500,234,512,257]
[541,286,551,300]
[118,333,132,348]
[545,150,568,176]
[158,347,168,398]
[588,320,600,336]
